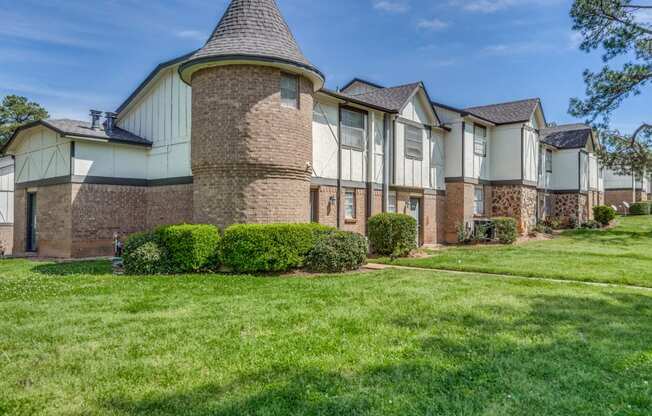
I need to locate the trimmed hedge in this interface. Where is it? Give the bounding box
[368,213,417,257]
[155,224,221,273]
[305,231,368,273]
[123,232,165,275]
[492,217,518,244]
[221,223,334,273]
[593,205,616,226]
[629,202,651,216]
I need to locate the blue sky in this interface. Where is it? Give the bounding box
[0,0,648,133]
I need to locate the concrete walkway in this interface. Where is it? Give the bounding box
[364,263,652,292]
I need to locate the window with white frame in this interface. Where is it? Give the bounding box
[474,124,487,157]
[341,109,366,150]
[345,190,356,219]
[280,73,299,108]
[545,149,553,173]
[473,186,485,216]
[405,124,423,160]
[388,192,397,213]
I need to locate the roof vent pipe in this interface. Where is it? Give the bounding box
[104,112,117,133]
[90,110,102,130]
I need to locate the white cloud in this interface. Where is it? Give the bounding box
[568,32,584,50]
[634,9,652,25]
[451,0,561,13]
[481,42,552,56]
[417,18,449,31]
[373,0,410,13]
[175,30,207,42]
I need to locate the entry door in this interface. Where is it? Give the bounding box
[409,197,421,246]
[26,192,37,252]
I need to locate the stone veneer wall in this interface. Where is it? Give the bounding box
[191,65,313,230]
[491,185,537,234]
[551,193,590,225]
[0,224,13,255]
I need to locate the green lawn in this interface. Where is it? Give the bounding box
[373,216,652,288]
[1,260,651,415]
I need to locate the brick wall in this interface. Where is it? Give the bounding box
[0,224,13,256]
[604,189,645,213]
[444,182,474,243]
[423,193,446,245]
[71,184,147,258]
[191,65,313,230]
[314,185,366,235]
[146,184,193,229]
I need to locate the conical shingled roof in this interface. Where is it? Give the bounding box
[179,0,323,87]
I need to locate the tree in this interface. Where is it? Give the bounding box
[569,0,652,178]
[0,95,49,146]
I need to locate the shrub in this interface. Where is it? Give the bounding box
[581,220,601,229]
[221,223,334,273]
[593,205,616,226]
[123,232,165,275]
[534,222,553,235]
[543,217,563,230]
[492,217,518,244]
[368,213,417,257]
[629,202,651,216]
[155,224,221,273]
[305,231,368,273]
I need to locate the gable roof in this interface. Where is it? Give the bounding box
[116,50,196,115]
[465,98,541,125]
[340,78,384,95]
[342,82,421,112]
[179,0,323,85]
[540,123,593,150]
[2,119,151,154]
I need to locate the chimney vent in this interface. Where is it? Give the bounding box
[104,112,118,133]
[90,110,102,130]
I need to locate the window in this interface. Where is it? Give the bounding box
[281,73,299,108]
[473,186,485,216]
[474,124,487,157]
[545,149,553,173]
[388,192,397,213]
[341,109,366,150]
[344,190,356,219]
[405,125,423,160]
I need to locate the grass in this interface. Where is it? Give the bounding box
[372,216,652,288]
[0,259,651,415]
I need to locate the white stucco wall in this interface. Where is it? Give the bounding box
[117,66,192,180]
[73,141,148,179]
[13,127,71,184]
[490,124,521,181]
[523,124,539,183]
[551,149,579,190]
[0,157,14,224]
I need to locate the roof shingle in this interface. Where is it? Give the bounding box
[181,0,322,81]
[540,123,592,149]
[465,98,540,125]
[342,82,421,112]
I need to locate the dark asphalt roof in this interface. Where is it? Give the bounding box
[340,78,385,95]
[182,0,322,79]
[540,123,593,149]
[342,82,421,112]
[2,119,151,153]
[465,98,541,125]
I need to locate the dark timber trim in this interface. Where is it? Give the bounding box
[16,176,194,189]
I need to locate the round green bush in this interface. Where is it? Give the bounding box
[123,232,165,275]
[492,217,518,244]
[593,205,616,226]
[367,213,417,257]
[305,231,368,273]
[155,224,221,273]
[629,202,651,216]
[221,223,334,273]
